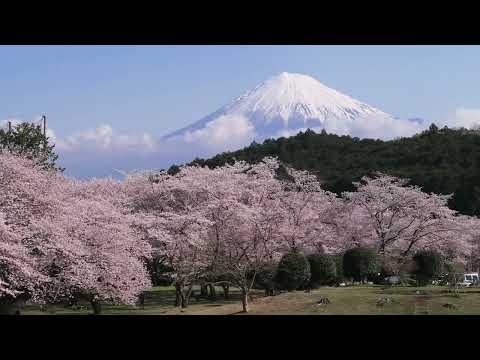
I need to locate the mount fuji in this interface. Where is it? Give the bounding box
[163,72,423,146]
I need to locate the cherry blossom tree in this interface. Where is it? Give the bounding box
[342,173,475,270]
[123,168,214,308]
[276,166,341,254]
[0,153,63,310]
[6,148,479,315]
[454,216,480,272]
[133,212,211,308]
[0,212,49,314]
[43,178,152,312]
[0,153,152,314]
[205,159,285,312]
[123,158,283,312]
[124,157,347,312]
[324,200,377,253]
[192,158,318,312]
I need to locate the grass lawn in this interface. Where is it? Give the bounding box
[19,285,480,315]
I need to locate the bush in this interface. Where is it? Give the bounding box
[147,258,174,286]
[412,250,443,286]
[371,266,396,285]
[332,255,344,284]
[254,264,277,295]
[275,251,311,291]
[343,247,378,282]
[307,253,337,288]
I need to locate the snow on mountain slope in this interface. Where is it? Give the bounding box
[225,72,388,123]
[164,72,422,146]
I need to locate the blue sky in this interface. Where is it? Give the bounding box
[1,45,480,177]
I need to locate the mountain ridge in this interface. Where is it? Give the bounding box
[164,72,417,142]
[179,125,480,217]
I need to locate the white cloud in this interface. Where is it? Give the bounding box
[0,119,161,178]
[341,115,425,140]
[3,107,480,179]
[55,124,158,153]
[273,126,322,139]
[172,115,256,150]
[54,115,422,178]
[443,108,480,130]
[276,108,480,141]
[273,116,425,141]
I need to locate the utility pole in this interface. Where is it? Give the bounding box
[8,121,11,133]
[42,115,46,137]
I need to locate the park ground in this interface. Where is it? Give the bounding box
[20,285,480,315]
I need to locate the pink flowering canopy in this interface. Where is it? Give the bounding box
[342,174,476,267]
[2,150,480,312]
[0,152,151,305]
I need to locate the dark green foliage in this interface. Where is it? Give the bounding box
[254,264,277,295]
[167,164,180,175]
[375,266,396,285]
[0,296,24,315]
[307,253,337,288]
[275,251,311,291]
[0,122,63,171]
[181,125,480,216]
[146,257,174,286]
[332,255,344,284]
[343,247,378,282]
[412,250,443,286]
[275,163,295,183]
[429,123,439,133]
[441,262,465,287]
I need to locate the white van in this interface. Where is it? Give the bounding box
[459,273,479,287]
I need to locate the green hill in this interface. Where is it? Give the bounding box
[170,124,480,216]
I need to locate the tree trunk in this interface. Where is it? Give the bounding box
[0,303,14,315]
[173,283,190,309]
[183,284,194,308]
[180,293,186,309]
[266,284,275,296]
[241,289,249,313]
[175,283,183,308]
[137,292,145,310]
[90,300,102,315]
[208,284,217,301]
[0,302,18,315]
[0,296,25,315]
[453,274,460,296]
[222,284,230,300]
[201,284,208,297]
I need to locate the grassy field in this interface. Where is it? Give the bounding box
[19,285,480,315]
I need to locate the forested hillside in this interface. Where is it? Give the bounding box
[174,124,480,216]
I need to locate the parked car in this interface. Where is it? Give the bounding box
[384,275,401,285]
[461,273,479,286]
[441,272,479,287]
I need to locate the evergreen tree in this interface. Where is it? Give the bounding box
[181,126,480,216]
[275,251,311,291]
[0,122,63,171]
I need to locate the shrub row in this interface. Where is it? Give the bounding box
[253,247,445,292]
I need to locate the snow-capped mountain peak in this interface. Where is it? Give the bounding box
[226,72,390,123]
[164,72,420,143]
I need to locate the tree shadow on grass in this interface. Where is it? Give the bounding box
[229,310,247,315]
